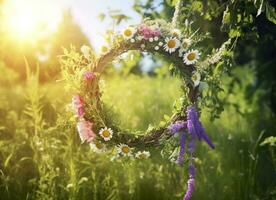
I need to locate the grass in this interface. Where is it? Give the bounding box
[0,68,275,200]
[102,74,182,131]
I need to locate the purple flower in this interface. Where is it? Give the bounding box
[176,132,186,164]
[187,119,200,140]
[168,121,187,134]
[187,106,215,149]
[196,121,215,149]
[183,178,195,200]
[187,138,195,154]
[188,164,196,178]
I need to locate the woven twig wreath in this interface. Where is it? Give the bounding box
[61,1,231,199]
[74,20,204,145]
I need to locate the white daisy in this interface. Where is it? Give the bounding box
[99,127,113,141]
[164,37,180,54]
[154,36,159,41]
[130,38,135,43]
[122,27,136,40]
[117,144,132,157]
[154,46,159,51]
[149,37,154,42]
[183,49,200,65]
[158,41,163,46]
[89,141,106,153]
[181,38,192,51]
[141,44,146,49]
[100,45,109,55]
[135,151,150,159]
[178,39,192,58]
[171,28,181,38]
[191,71,201,87]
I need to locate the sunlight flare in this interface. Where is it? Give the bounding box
[2,0,61,41]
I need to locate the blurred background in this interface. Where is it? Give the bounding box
[0,0,276,199]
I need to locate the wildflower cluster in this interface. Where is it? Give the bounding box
[118,23,201,86]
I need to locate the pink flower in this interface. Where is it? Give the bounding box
[83,71,94,81]
[77,120,96,143]
[153,28,161,37]
[77,107,85,118]
[138,24,161,39]
[72,95,85,118]
[72,95,84,106]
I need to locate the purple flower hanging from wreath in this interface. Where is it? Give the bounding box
[169,106,215,199]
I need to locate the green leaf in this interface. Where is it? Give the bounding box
[229,29,241,38]
[166,0,178,6]
[260,136,276,146]
[4,153,13,169]
[266,3,276,24]
[222,7,230,25]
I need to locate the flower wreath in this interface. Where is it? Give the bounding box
[61,1,232,199]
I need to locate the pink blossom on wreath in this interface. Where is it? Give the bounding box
[77,120,96,143]
[83,71,94,81]
[138,24,161,39]
[152,28,161,37]
[77,107,85,118]
[72,95,85,118]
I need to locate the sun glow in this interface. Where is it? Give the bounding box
[2,0,62,42]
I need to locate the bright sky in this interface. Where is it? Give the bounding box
[2,0,142,49]
[68,0,142,49]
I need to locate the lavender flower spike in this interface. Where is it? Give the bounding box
[187,119,200,140]
[177,132,186,164]
[183,178,195,200]
[183,164,196,200]
[168,121,187,134]
[187,106,215,149]
[188,164,196,178]
[197,121,215,149]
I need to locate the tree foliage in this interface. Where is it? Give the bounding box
[133,0,276,113]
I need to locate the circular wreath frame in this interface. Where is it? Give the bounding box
[81,20,200,148]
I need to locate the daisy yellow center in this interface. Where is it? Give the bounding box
[187,52,196,61]
[102,130,110,138]
[192,74,197,81]
[124,29,132,37]
[122,146,130,154]
[95,143,103,149]
[182,42,188,49]
[138,154,147,159]
[172,32,179,37]
[167,40,176,48]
